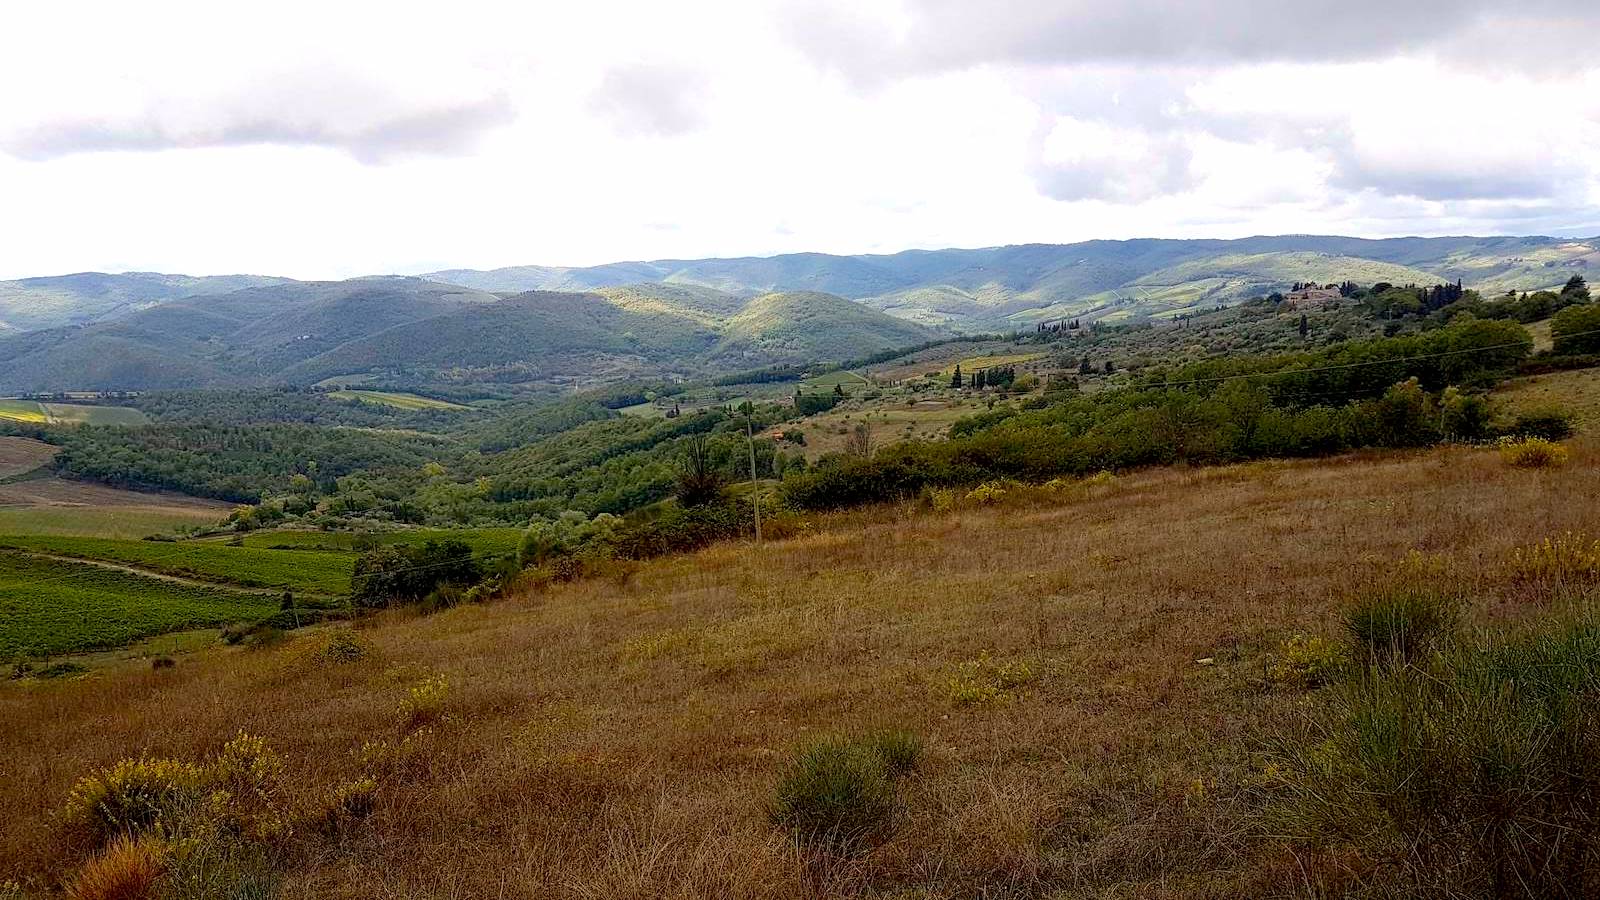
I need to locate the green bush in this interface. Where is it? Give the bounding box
[1268,619,1600,897]
[770,731,922,849]
[1345,588,1456,667]
[1508,408,1575,441]
[1551,303,1600,355]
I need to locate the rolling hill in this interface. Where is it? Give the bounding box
[713,291,937,365]
[0,279,935,393]
[3,235,1594,392]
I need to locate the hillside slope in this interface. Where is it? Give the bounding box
[713,290,938,365]
[4,442,1594,895]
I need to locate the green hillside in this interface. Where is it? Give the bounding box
[714,291,938,365]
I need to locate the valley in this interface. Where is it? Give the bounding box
[1,257,1597,899]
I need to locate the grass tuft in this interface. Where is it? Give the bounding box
[64,836,166,900]
[1344,587,1456,668]
[770,731,922,850]
[1269,617,1600,896]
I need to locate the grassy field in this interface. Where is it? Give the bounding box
[328,390,471,411]
[40,402,148,425]
[0,477,230,538]
[0,399,147,425]
[0,536,354,594]
[0,399,48,423]
[796,399,979,457]
[1494,366,1600,433]
[8,441,1594,894]
[801,370,872,392]
[0,551,273,657]
[0,436,57,478]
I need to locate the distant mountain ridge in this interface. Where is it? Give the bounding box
[424,235,1600,330]
[2,234,1595,392]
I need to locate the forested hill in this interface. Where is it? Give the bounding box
[0,279,938,393]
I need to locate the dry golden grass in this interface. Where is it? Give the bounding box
[4,442,1600,897]
[63,837,166,900]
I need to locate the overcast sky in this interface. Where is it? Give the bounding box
[3,0,1599,280]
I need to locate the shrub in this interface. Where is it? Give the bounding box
[1344,588,1456,667]
[1551,302,1600,355]
[315,629,369,664]
[771,738,895,849]
[945,652,1036,704]
[964,481,1010,505]
[319,776,379,831]
[1498,436,1569,469]
[351,540,479,609]
[925,487,957,512]
[1267,634,1346,689]
[1508,408,1574,441]
[399,674,450,729]
[64,757,206,843]
[1506,532,1600,593]
[65,836,167,900]
[1268,619,1600,896]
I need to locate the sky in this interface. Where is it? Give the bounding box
[2,0,1599,280]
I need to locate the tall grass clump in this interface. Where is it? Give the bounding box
[1344,587,1457,668]
[64,836,167,900]
[770,730,922,850]
[1269,618,1600,897]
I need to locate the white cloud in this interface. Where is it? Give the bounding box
[0,1,1596,280]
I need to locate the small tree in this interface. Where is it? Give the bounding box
[675,434,725,507]
[843,422,874,459]
[1299,313,1309,338]
[950,364,963,389]
[1560,273,1590,304]
[1079,356,1092,375]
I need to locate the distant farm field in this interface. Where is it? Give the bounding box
[0,400,48,423]
[0,535,354,595]
[0,437,57,478]
[0,551,273,657]
[801,370,871,392]
[328,390,470,410]
[0,477,230,538]
[0,400,147,426]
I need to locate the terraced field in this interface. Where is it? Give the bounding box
[0,551,273,656]
[0,477,230,538]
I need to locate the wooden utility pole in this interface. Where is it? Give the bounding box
[745,414,762,545]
